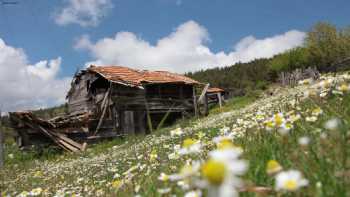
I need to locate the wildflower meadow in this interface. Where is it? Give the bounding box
[1,72,350,196]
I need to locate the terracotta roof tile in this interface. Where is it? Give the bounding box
[88,65,200,87]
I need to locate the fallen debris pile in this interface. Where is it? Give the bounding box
[9,112,89,152]
[48,112,91,132]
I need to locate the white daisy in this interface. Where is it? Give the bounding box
[170,128,184,136]
[184,190,202,197]
[298,136,310,146]
[178,138,202,155]
[278,122,293,135]
[305,116,317,122]
[29,188,43,196]
[158,173,169,181]
[157,188,171,194]
[169,162,201,181]
[275,170,309,191]
[324,118,340,130]
[201,148,248,197]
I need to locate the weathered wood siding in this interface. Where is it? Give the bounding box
[111,84,146,110]
[145,83,194,112]
[67,73,95,114]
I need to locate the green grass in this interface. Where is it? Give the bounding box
[238,94,350,196]
[1,85,349,196]
[209,95,257,115]
[119,92,350,196]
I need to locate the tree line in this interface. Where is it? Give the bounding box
[186,22,350,95]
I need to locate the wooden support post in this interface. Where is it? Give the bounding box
[217,92,222,108]
[204,94,209,116]
[0,111,4,168]
[144,99,153,133]
[192,86,198,117]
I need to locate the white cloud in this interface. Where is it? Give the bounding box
[0,38,70,112]
[27,58,61,80]
[75,20,306,73]
[54,0,113,27]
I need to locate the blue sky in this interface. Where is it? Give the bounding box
[1,0,349,76]
[0,0,349,111]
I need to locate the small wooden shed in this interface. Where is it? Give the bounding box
[206,87,226,108]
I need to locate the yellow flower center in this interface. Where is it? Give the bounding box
[266,160,282,174]
[159,173,169,181]
[312,107,323,116]
[150,150,158,161]
[34,170,43,177]
[183,138,196,148]
[285,123,293,129]
[217,139,234,149]
[284,180,297,190]
[256,114,264,119]
[112,180,122,188]
[340,84,349,92]
[201,159,227,185]
[274,114,284,127]
[217,140,243,152]
[265,120,274,128]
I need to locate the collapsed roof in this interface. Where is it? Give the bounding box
[85,65,201,88]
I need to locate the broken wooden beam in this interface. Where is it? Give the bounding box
[9,112,86,152]
[197,84,210,104]
[94,87,111,135]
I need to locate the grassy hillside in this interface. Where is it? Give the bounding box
[1,72,350,196]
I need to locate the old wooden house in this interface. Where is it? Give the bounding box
[67,65,202,135]
[10,65,203,151]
